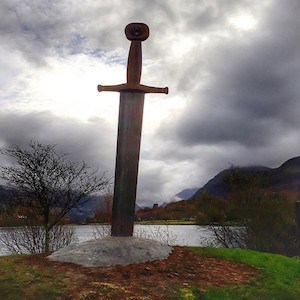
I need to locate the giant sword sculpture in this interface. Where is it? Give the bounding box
[98,23,168,236]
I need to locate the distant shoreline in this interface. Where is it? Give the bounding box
[76,220,197,226]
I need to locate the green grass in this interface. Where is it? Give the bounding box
[0,255,64,299]
[179,247,300,300]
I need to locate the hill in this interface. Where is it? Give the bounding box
[0,186,103,223]
[267,156,300,193]
[136,156,300,221]
[190,156,300,200]
[191,166,270,199]
[0,186,142,223]
[173,188,199,201]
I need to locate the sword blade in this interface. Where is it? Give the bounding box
[111,92,145,236]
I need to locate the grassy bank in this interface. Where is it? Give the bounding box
[182,247,300,299]
[0,255,65,299]
[0,247,299,299]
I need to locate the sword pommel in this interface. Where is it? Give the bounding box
[125,23,149,41]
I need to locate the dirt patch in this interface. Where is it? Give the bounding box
[20,247,259,299]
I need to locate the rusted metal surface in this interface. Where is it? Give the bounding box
[98,23,168,236]
[111,92,144,236]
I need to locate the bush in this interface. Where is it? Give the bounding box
[195,212,209,225]
[201,167,298,256]
[0,225,77,254]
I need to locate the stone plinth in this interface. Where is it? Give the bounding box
[47,236,173,267]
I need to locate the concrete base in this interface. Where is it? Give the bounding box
[47,236,173,267]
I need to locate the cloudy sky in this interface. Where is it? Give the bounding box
[1,0,300,206]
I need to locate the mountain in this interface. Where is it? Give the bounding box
[190,156,300,200]
[63,198,142,222]
[267,157,300,193]
[0,187,143,223]
[191,166,271,199]
[0,186,103,223]
[173,188,198,201]
[139,156,300,222]
[0,185,17,205]
[67,195,103,222]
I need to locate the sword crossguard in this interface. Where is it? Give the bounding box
[98,23,168,95]
[98,83,168,94]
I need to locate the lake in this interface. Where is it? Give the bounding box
[76,225,216,246]
[0,225,217,255]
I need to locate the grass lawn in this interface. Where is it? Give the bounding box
[0,255,65,299]
[183,247,300,299]
[0,247,299,299]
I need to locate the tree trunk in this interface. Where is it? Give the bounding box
[44,210,50,253]
[45,226,50,252]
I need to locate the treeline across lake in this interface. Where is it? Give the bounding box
[137,167,299,257]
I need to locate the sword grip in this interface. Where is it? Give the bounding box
[127,40,142,84]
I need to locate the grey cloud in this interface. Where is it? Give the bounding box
[163,0,300,148]
[1,0,245,67]
[0,0,180,66]
[0,111,173,206]
[2,0,300,205]
[137,162,166,206]
[0,111,116,173]
[0,1,63,65]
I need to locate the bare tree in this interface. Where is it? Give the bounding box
[0,141,109,252]
[0,225,77,254]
